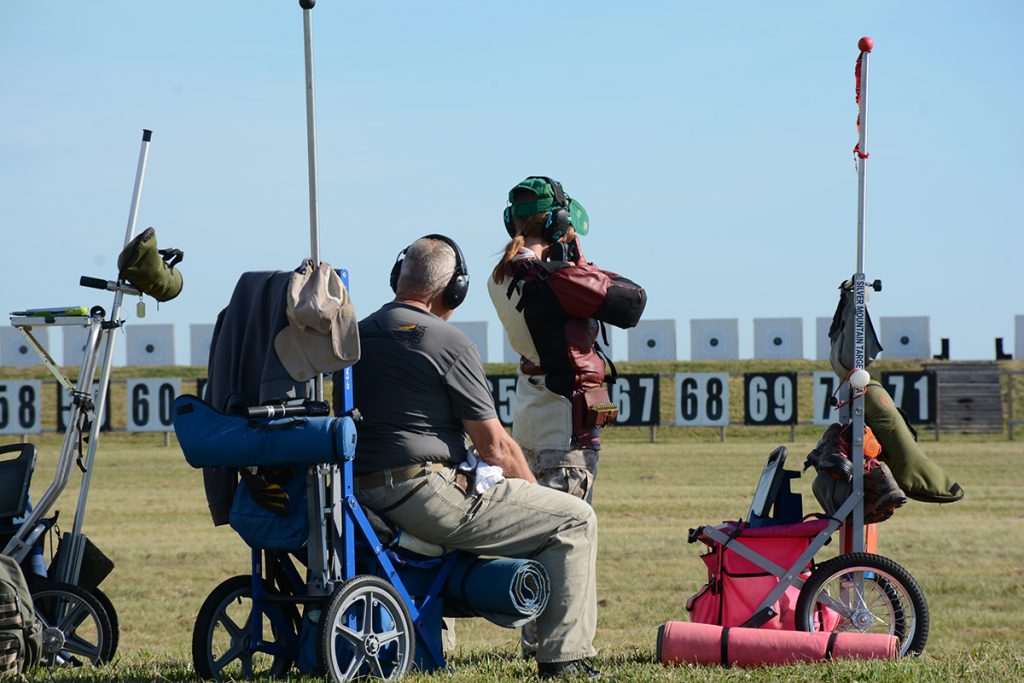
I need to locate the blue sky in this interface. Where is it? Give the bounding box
[2,1,1021,365]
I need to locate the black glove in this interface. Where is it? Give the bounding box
[238,467,296,516]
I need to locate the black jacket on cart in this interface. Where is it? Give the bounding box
[202,271,308,525]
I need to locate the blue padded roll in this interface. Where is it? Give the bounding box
[444,556,550,621]
[173,394,356,468]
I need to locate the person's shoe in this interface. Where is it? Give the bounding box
[537,659,601,679]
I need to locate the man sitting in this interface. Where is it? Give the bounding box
[333,235,599,679]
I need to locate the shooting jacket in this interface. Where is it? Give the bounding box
[488,249,645,451]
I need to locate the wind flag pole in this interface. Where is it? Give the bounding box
[848,36,874,553]
[300,0,324,403]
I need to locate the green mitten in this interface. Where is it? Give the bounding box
[117,227,184,302]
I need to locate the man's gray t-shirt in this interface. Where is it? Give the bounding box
[346,302,496,476]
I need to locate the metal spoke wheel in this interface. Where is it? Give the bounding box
[31,581,113,667]
[192,575,295,681]
[795,552,929,656]
[319,575,415,682]
[88,586,120,662]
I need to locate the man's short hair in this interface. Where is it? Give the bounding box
[396,237,456,299]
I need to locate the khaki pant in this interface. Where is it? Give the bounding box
[519,447,599,656]
[357,466,598,664]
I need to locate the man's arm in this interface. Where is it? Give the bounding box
[462,418,537,484]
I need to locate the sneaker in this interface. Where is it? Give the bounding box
[538,659,601,679]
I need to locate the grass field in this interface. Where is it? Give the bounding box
[9,428,1023,681]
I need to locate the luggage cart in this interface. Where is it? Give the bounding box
[0,129,160,666]
[685,38,930,658]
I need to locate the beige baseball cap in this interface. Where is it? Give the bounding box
[274,260,360,382]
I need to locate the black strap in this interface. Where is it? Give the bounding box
[247,417,307,431]
[595,338,617,382]
[825,631,839,660]
[720,626,731,667]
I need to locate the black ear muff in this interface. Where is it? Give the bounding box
[423,233,470,310]
[389,248,407,294]
[542,208,571,243]
[503,205,516,238]
[392,234,470,310]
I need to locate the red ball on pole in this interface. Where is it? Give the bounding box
[858,36,874,53]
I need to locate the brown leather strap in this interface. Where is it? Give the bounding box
[356,462,446,491]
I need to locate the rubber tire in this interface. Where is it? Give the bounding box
[318,575,415,682]
[795,552,929,656]
[88,586,119,662]
[31,580,114,666]
[192,575,294,681]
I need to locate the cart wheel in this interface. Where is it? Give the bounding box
[192,575,295,680]
[318,575,415,682]
[31,581,113,667]
[795,552,929,656]
[88,586,119,662]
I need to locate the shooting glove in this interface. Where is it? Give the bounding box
[238,467,296,517]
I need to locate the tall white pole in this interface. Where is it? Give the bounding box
[850,37,873,554]
[300,0,324,403]
[122,129,152,248]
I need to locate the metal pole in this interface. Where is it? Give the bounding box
[298,0,333,596]
[301,0,324,404]
[122,130,152,248]
[849,38,873,555]
[59,130,153,583]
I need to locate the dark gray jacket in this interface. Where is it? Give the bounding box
[203,270,309,525]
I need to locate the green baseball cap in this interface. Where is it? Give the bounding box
[508,176,590,235]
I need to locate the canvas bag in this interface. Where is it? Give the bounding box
[827,280,883,376]
[0,555,41,674]
[686,521,840,631]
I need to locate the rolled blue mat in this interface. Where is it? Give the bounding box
[444,555,550,621]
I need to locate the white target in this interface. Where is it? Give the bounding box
[815,316,832,362]
[880,317,930,360]
[690,319,738,361]
[753,318,803,359]
[450,321,488,364]
[1015,315,1023,361]
[628,320,677,361]
[190,324,216,367]
[502,332,519,364]
[0,328,48,368]
[126,324,176,366]
[63,326,92,367]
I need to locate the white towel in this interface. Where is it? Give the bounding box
[458,447,505,494]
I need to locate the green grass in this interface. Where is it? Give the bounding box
[12,430,1024,681]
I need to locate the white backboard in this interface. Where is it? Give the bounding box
[190,324,216,367]
[815,317,832,361]
[1,327,49,367]
[753,318,804,359]
[880,317,930,360]
[126,324,176,366]
[690,319,739,361]
[62,326,91,367]
[1015,315,1023,361]
[451,321,488,363]
[628,320,677,361]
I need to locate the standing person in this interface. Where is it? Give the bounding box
[335,235,600,679]
[489,176,646,657]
